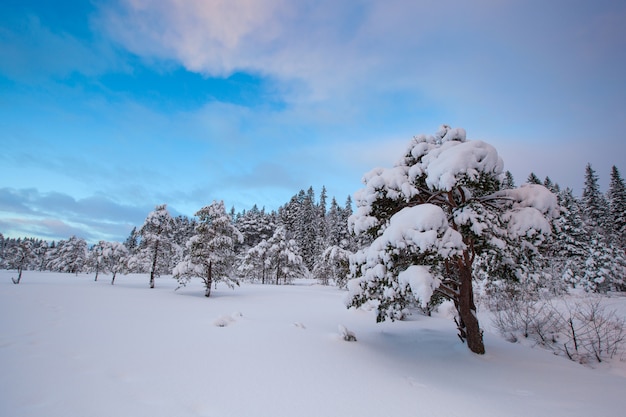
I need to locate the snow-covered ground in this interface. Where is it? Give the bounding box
[1,271,625,417]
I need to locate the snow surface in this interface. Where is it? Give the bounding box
[1,271,625,417]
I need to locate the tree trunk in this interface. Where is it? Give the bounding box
[205,261,213,297]
[456,255,485,354]
[12,266,23,284]
[111,272,117,285]
[149,241,159,289]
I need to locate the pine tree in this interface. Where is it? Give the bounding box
[527,172,541,184]
[8,239,35,284]
[173,201,243,297]
[124,227,139,256]
[36,240,49,271]
[266,226,304,285]
[553,188,588,289]
[133,204,175,288]
[502,171,515,189]
[297,187,318,271]
[102,241,129,285]
[235,205,275,250]
[347,126,558,354]
[581,163,607,231]
[607,165,626,247]
[315,186,329,259]
[238,239,272,283]
[47,236,88,274]
[88,241,106,281]
[313,245,351,287]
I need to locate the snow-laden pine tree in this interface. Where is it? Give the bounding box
[553,188,589,288]
[173,201,243,297]
[582,163,608,232]
[101,241,129,285]
[502,171,515,189]
[347,126,558,354]
[297,187,318,271]
[8,239,35,284]
[131,204,175,288]
[266,226,304,285]
[315,186,330,262]
[47,236,88,274]
[527,172,542,185]
[87,241,106,281]
[238,238,272,283]
[607,165,626,248]
[313,245,351,287]
[235,205,276,250]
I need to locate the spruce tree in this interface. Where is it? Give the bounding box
[527,172,541,184]
[553,188,589,289]
[581,163,607,231]
[607,165,626,247]
[502,171,515,189]
[265,226,303,285]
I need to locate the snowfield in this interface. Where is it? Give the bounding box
[1,271,625,417]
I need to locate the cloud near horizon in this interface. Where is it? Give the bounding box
[0,188,154,243]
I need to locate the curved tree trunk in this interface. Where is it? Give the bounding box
[12,265,23,284]
[455,255,485,354]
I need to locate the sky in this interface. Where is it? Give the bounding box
[1,0,625,244]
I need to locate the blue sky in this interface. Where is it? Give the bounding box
[1,0,625,244]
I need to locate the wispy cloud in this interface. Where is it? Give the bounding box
[96,0,626,135]
[0,188,152,243]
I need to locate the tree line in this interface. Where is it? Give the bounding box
[1,187,356,290]
[1,165,624,295]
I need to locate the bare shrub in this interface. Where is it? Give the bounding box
[491,292,625,364]
[551,297,625,363]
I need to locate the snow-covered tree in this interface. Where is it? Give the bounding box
[238,238,272,283]
[313,245,351,287]
[48,236,88,274]
[347,126,558,354]
[266,226,304,285]
[607,165,626,247]
[173,201,243,297]
[87,241,106,281]
[527,172,541,185]
[296,187,318,271]
[235,205,275,250]
[502,170,515,189]
[124,227,139,256]
[7,239,35,284]
[132,204,175,288]
[87,240,129,283]
[35,240,49,271]
[553,188,588,288]
[582,163,607,231]
[315,186,330,258]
